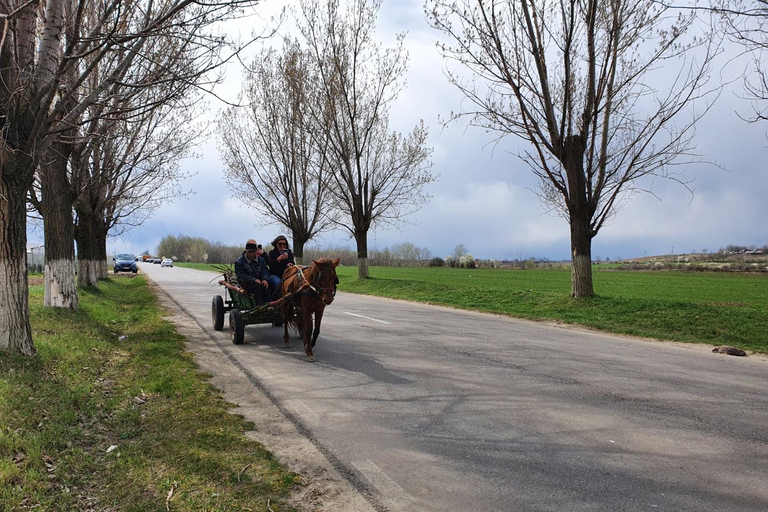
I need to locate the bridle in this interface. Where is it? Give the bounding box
[296,264,338,303]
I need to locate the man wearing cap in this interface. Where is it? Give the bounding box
[234,239,271,305]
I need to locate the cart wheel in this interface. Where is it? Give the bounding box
[230,309,245,345]
[212,296,225,331]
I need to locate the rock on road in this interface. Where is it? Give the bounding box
[140,262,768,512]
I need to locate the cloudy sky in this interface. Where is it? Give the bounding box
[80,0,766,262]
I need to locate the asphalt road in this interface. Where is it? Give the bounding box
[140,262,768,512]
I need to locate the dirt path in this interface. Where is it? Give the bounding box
[149,280,377,512]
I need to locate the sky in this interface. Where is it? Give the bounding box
[65,0,767,262]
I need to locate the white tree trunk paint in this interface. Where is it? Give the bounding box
[45,259,79,309]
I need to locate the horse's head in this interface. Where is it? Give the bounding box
[313,258,340,305]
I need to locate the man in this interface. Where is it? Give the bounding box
[234,239,272,305]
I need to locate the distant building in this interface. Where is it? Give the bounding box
[27,244,44,273]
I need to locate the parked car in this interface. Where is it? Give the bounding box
[113,253,138,274]
[153,258,161,264]
[161,258,173,268]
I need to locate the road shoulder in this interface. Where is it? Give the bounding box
[147,278,377,512]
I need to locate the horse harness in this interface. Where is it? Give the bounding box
[295,265,338,300]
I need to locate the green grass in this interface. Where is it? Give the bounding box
[1,276,299,511]
[175,262,223,271]
[175,262,768,352]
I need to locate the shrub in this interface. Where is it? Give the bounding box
[429,257,445,267]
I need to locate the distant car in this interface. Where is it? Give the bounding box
[161,258,173,268]
[154,258,161,264]
[113,253,138,274]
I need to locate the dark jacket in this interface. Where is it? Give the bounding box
[235,252,269,284]
[267,248,295,277]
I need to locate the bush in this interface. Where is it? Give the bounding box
[429,257,445,267]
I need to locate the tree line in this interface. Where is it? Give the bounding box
[154,234,436,266]
[155,235,559,269]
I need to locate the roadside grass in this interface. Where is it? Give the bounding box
[175,262,224,271]
[1,276,299,511]
[175,263,768,353]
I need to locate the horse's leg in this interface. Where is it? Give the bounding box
[311,306,325,349]
[302,309,314,362]
[282,301,291,347]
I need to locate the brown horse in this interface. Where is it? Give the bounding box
[280,258,340,361]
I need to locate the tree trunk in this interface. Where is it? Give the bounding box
[563,135,595,298]
[355,230,369,279]
[0,162,36,355]
[75,206,109,285]
[569,210,594,298]
[76,213,100,287]
[97,237,109,280]
[293,238,305,266]
[41,144,79,309]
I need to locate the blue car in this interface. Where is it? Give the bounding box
[113,253,138,274]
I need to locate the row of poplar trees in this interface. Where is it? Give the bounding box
[0,0,270,355]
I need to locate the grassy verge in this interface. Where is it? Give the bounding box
[174,263,768,353]
[1,276,299,511]
[175,262,225,271]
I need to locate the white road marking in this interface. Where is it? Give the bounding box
[343,312,392,324]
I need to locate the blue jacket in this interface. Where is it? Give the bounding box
[235,252,269,284]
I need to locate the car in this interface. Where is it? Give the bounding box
[113,253,138,274]
[153,258,161,264]
[161,258,173,267]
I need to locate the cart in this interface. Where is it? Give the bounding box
[212,273,307,345]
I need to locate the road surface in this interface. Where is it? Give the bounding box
[139,262,768,512]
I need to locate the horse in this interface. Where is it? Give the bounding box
[280,258,340,362]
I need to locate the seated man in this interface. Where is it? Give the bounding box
[234,239,272,305]
[266,234,295,298]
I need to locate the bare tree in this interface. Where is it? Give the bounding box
[71,94,201,286]
[428,0,721,296]
[218,38,334,263]
[1,0,267,355]
[299,0,436,279]
[714,0,768,123]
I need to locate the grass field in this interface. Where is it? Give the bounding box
[180,262,768,353]
[1,276,299,511]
